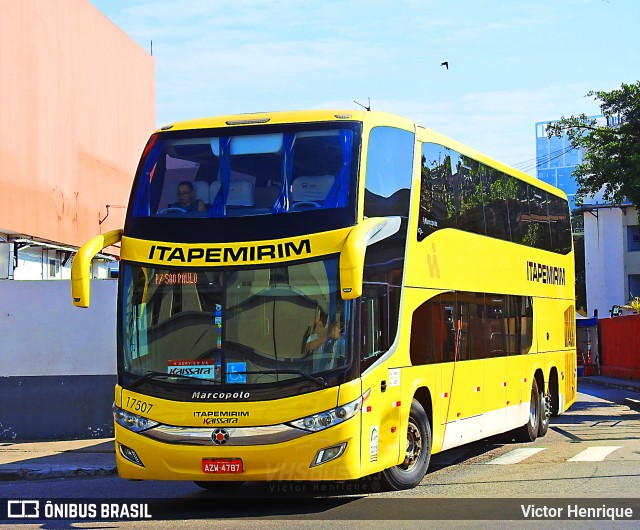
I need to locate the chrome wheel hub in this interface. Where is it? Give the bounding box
[541,391,551,423]
[401,420,423,471]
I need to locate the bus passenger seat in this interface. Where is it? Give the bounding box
[290,175,335,208]
[209,179,255,209]
[192,181,210,206]
[254,184,281,210]
[209,180,221,202]
[227,179,254,207]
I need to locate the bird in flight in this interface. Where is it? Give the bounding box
[441,61,449,70]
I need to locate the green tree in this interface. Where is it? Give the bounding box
[546,81,640,219]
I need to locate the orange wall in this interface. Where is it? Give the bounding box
[0,0,155,247]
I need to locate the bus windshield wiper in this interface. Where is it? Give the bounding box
[241,370,327,387]
[128,370,221,389]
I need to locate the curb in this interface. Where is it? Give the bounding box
[0,465,117,481]
[579,377,640,395]
[625,398,640,412]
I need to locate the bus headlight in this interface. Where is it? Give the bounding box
[112,404,158,433]
[288,395,363,432]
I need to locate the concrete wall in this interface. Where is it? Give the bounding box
[0,0,155,248]
[599,315,640,381]
[0,280,117,440]
[0,1,153,440]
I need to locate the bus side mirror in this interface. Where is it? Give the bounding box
[339,217,400,300]
[71,229,123,308]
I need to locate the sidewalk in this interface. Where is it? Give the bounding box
[580,373,640,395]
[579,373,640,411]
[1,376,639,482]
[0,438,116,481]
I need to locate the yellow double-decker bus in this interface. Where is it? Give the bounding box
[72,110,576,490]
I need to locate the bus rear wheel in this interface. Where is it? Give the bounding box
[538,385,551,438]
[514,379,541,442]
[381,399,431,490]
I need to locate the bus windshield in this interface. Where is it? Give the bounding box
[130,123,359,218]
[119,257,351,386]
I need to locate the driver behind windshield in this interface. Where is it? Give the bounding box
[173,181,206,212]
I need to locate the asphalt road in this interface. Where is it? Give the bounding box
[2,383,639,528]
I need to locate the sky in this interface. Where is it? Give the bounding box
[90,0,640,175]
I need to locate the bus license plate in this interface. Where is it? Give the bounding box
[202,458,243,474]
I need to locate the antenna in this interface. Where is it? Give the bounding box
[354,98,371,111]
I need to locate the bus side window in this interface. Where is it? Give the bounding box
[360,284,390,371]
[483,167,511,241]
[528,189,553,251]
[364,126,413,218]
[455,157,485,236]
[410,301,435,365]
[549,194,572,254]
[419,143,456,241]
[520,296,534,354]
[467,293,488,360]
[410,293,457,364]
[509,178,531,245]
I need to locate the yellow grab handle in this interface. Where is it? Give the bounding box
[71,229,123,307]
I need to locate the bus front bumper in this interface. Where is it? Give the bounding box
[114,420,361,482]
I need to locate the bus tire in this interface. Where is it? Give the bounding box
[538,385,551,438]
[381,399,431,490]
[193,481,245,492]
[514,379,540,442]
[549,370,560,416]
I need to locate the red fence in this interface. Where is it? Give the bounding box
[599,315,640,380]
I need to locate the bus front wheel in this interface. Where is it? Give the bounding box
[381,399,431,490]
[514,379,541,442]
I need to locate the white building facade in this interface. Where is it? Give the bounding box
[582,204,640,317]
[0,235,114,281]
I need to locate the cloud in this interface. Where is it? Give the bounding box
[339,84,601,174]
[89,0,637,176]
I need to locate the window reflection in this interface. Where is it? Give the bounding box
[120,259,352,385]
[410,292,534,365]
[418,142,572,254]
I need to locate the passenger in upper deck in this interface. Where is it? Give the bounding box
[173,181,207,213]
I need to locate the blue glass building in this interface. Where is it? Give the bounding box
[534,118,592,313]
[534,120,584,211]
[535,115,630,210]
